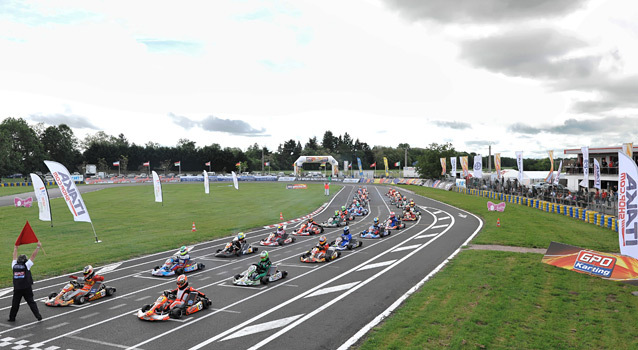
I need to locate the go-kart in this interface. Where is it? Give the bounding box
[260,232,296,246]
[321,215,346,228]
[351,207,369,216]
[294,223,324,236]
[215,239,258,257]
[300,246,340,263]
[46,279,116,307]
[331,236,363,251]
[232,265,288,286]
[151,252,205,276]
[385,219,406,230]
[137,290,211,321]
[402,209,420,221]
[360,225,391,239]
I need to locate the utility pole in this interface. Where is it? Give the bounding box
[488,145,492,173]
[404,147,408,177]
[261,147,264,175]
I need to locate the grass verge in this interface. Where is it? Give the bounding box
[0,182,339,286]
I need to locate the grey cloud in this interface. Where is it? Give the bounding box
[565,75,638,113]
[508,123,541,134]
[460,28,602,80]
[382,0,588,24]
[169,113,268,136]
[433,120,471,130]
[30,113,98,129]
[465,140,498,147]
[508,116,638,135]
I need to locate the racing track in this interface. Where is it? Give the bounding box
[0,184,482,350]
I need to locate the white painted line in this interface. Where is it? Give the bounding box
[133,274,163,280]
[167,318,192,323]
[437,216,450,220]
[11,339,29,349]
[200,276,211,280]
[79,312,100,320]
[304,282,360,298]
[391,244,421,252]
[96,263,122,275]
[0,289,12,298]
[415,233,438,239]
[43,346,61,350]
[109,304,127,310]
[210,308,241,314]
[46,322,69,330]
[66,334,133,349]
[217,283,267,290]
[221,314,304,341]
[430,224,448,229]
[432,210,442,214]
[357,260,396,271]
[134,296,149,302]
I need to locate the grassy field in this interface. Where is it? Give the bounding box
[0,185,35,197]
[357,185,637,350]
[0,182,338,286]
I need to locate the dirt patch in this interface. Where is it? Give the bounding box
[466,244,546,254]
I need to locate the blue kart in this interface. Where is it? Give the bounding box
[330,236,363,251]
[151,246,204,276]
[360,225,391,239]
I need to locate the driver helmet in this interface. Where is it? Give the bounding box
[308,217,314,223]
[390,212,395,218]
[343,226,350,235]
[83,265,95,280]
[335,210,340,216]
[277,224,283,230]
[260,251,269,262]
[373,217,379,225]
[179,246,188,256]
[176,274,188,290]
[237,232,245,240]
[341,205,346,211]
[356,202,360,207]
[319,236,327,245]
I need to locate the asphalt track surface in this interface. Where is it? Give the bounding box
[0,184,482,350]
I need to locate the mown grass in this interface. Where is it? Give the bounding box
[0,182,339,286]
[0,185,36,197]
[357,185,635,350]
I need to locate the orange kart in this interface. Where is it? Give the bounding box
[138,291,211,321]
[46,280,116,306]
[294,223,324,236]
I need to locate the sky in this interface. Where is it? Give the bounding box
[1,0,637,158]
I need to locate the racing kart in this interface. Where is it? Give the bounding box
[402,209,420,221]
[215,239,258,257]
[300,246,340,263]
[351,207,369,216]
[360,225,391,239]
[320,215,346,228]
[232,265,288,286]
[46,279,116,307]
[152,257,205,276]
[260,232,296,246]
[138,290,211,321]
[294,223,324,236]
[385,218,406,230]
[331,236,363,251]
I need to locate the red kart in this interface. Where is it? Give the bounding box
[260,232,296,246]
[294,223,324,236]
[402,209,419,221]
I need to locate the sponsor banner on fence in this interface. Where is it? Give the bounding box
[542,241,638,282]
[343,178,361,183]
[456,178,466,188]
[278,177,297,182]
[286,184,307,189]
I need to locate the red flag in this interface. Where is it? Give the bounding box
[205,161,211,166]
[235,162,241,166]
[143,161,150,166]
[371,162,376,167]
[16,221,39,246]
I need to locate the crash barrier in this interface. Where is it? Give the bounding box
[452,187,618,232]
[1,181,78,187]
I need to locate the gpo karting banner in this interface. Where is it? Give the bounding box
[44,160,92,223]
[440,158,446,175]
[618,151,638,259]
[460,156,468,178]
[473,154,482,179]
[494,153,501,180]
[152,171,163,203]
[30,173,51,222]
[542,241,638,282]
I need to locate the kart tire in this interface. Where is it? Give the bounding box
[176,268,184,275]
[198,263,205,270]
[253,247,259,252]
[141,304,151,312]
[282,271,288,278]
[48,292,57,299]
[336,222,340,227]
[75,295,86,305]
[170,308,182,319]
[106,287,115,296]
[234,274,241,280]
[319,226,324,233]
[202,298,211,309]
[276,238,284,246]
[358,241,363,247]
[261,276,269,285]
[154,265,160,270]
[347,244,353,250]
[291,237,296,243]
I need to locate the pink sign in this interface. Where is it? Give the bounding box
[487,201,506,212]
[14,197,33,208]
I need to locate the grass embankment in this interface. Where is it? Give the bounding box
[358,186,638,350]
[0,185,36,197]
[0,182,338,286]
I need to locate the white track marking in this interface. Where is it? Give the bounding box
[96,263,122,275]
[415,233,438,239]
[65,334,135,349]
[437,216,450,220]
[79,312,99,319]
[338,203,483,350]
[374,187,392,213]
[217,283,267,290]
[210,308,241,314]
[357,260,396,271]
[304,282,360,298]
[220,314,305,342]
[458,213,467,218]
[134,296,149,302]
[392,244,420,252]
[45,322,68,330]
[109,304,127,310]
[0,337,13,346]
[430,224,448,229]
[0,289,12,298]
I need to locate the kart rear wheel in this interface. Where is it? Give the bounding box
[276,238,284,246]
[170,308,182,319]
[347,244,353,250]
[291,237,296,243]
[282,271,288,278]
[48,292,57,299]
[106,288,115,296]
[176,268,185,275]
[358,241,363,248]
[75,295,86,305]
[154,265,160,270]
[261,276,269,285]
[202,298,211,309]
[253,247,259,252]
[198,263,205,270]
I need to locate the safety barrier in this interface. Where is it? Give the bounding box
[1,181,65,187]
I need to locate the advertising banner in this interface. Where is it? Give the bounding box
[460,156,468,178]
[232,171,239,190]
[450,157,457,177]
[553,160,563,185]
[542,241,638,282]
[473,154,482,179]
[383,157,389,177]
[545,150,554,182]
[593,159,601,189]
[152,171,163,203]
[440,158,446,175]
[515,151,523,183]
[623,143,634,158]
[455,178,466,188]
[203,170,210,194]
[579,146,589,187]
[494,153,501,180]
[286,184,308,189]
[44,160,92,223]
[30,174,51,222]
[618,151,638,259]
[357,158,363,177]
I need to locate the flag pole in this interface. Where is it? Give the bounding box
[90,222,101,243]
[42,175,53,227]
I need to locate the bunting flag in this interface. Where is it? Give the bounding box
[174,161,181,167]
[203,170,210,194]
[152,170,163,203]
[579,146,589,188]
[235,162,241,167]
[618,151,638,259]
[264,161,270,166]
[44,160,92,223]
[515,151,524,182]
[205,161,211,166]
[553,160,563,185]
[15,221,39,246]
[357,158,363,177]
[232,171,239,190]
[394,161,400,167]
[450,157,457,177]
[383,157,389,177]
[494,153,501,180]
[143,161,150,167]
[440,158,446,175]
[460,156,469,178]
[30,173,51,223]
[594,159,601,189]
[473,154,483,179]
[545,150,554,182]
[623,143,634,158]
[371,162,376,168]
[113,161,120,166]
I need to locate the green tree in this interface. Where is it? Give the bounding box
[415,143,457,179]
[0,117,44,176]
[41,124,81,170]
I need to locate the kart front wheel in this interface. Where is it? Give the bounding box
[48,292,57,299]
[106,288,116,296]
[198,263,205,270]
[170,308,182,319]
[75,295,86,305]
[261,276,269,285]
[141,304,151,312]
[176,268,185,275]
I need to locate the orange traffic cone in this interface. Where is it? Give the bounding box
[192,222,197,232]
[280,212,284,221]
[496,218,500,227]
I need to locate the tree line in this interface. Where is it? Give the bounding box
[0,117,562,178]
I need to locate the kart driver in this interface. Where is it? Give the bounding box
[69,265,104,296]
[253,251,272,280]
[371,217,381,232]
[316,235,330,256]
[340,226,352,246]
[174,246,190,266]
[388,212,400,227]
[166,274,206,310]
[232,233,246,252]
[275,225,285,238]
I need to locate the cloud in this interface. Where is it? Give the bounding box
[566,75,638,113]
[459,28,604,80]
[381,0,588,24]
[465,140,498,147]
[30,113,98,129]
[507,116,638,135]
[433,120,471,130]
[169,113,268,136]
[136,39,202,54]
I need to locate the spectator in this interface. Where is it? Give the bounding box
[594,189,600,204]
[602,158,607,168]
